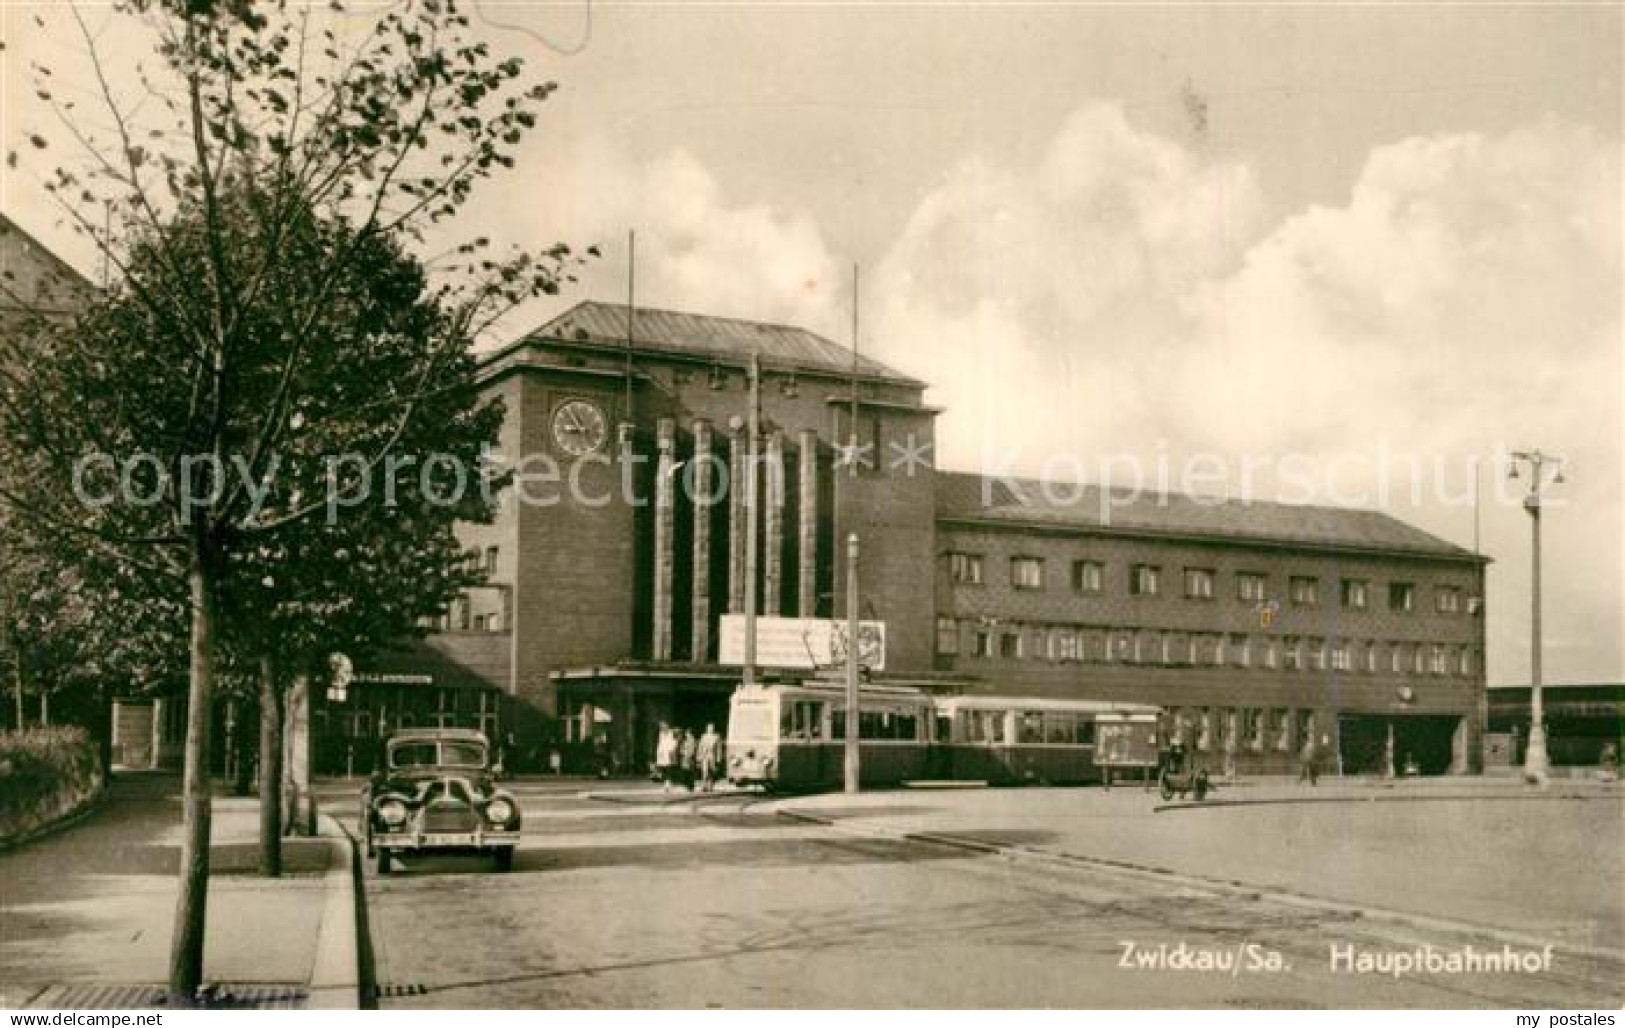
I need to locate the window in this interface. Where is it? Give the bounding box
[1184,567,1216,599]
[1229,634,1251,667]
[1389,582,1415,612]
[1436,587,1463,614]
[1011,557,1044,590]
[781,700,826,740]
[973,631,993,658]
[1044,714,1074,745]
[1413,645,1427,675]
[1260,639,1278,669]
[1082,629,1108,663]
[1051,628,1082,662]
[473,614,489,631]
[1430,645,1448,676]
[1166,632,1189,665]
[1459,649,1476,676]
[1282,636,1301,670]
[965,710,1007,744]
[1308,637,1327,670]
[1290,576,1319,606]
[1131,564,1161,596]
[949,552,983,585]
[484,545,499,575]
[1018,712,1044,744]
[1111,630,1135,662]
[1340,579,1368,610]
[999,632,1023,659]
[1331,641,1352,671]
[456,600,471,631]
[1237,572,1267,603]
[1390,643,1406,674]
[935,616,959,656]
[1072,560,1104,593]
[1365,642,1379,673]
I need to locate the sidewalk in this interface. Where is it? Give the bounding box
[0,774,357,1010]
[767,776,1625,957]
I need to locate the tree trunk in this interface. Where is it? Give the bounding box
[167,538,217,1000]
[258,654,283,877]
[13,654,25,731]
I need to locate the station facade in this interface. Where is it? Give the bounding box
[337,300,1490,776]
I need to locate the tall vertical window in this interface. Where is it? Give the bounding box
[1072,560,1104,593]
[1261,640,1278,669]
[1390,643,1406,674]
[1184,568,1216,599]
[1389,582,1416,612]
[1430,645,1449,675]
[1290,576,1319,606]
[1010,557,1044,590]
[1365,642,1379,673]
[484,545,499,575]
[950,552,984,585]
[935,616,959,656]
[999,632,1023,659]
[1237,572,1267,602]
[1435,587,1463,614]
[1331,641,1352,671]
[1282,636,1301,670]
[1130,564,1161,596]
[1340,579,1368,610]
[973,631,993,658]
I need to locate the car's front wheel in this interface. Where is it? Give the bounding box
[493,847,515,872]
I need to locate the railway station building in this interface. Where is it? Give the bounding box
[333,300,1490,777]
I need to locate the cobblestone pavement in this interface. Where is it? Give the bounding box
[342,783,1625,1009]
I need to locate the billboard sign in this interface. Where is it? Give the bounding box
[1095,712,1159,767]
[718,615,886,671]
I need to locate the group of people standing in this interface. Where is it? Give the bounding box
[654,722,725,793]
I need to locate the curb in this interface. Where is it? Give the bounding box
[777,806,1625,968]
[306,814,363,1010]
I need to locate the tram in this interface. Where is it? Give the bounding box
[726,681,933,789]
[725,682,1162,790]
[934,695,1163,785]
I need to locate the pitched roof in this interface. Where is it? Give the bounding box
[936,470,1479,559]
[520,300,923,386]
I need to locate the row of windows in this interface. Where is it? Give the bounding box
[936,617,1480,677]
[949,552,1471,614]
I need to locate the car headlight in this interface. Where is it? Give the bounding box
[486,798,515,824]
[376,798,408,827]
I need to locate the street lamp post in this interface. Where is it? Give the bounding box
[844,532,860,794]
[1508,449,1564,786]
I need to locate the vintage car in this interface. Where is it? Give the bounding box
[362,728,521,873]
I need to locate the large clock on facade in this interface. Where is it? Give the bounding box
[551,398,608,456]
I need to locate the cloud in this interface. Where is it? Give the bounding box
[464,139,850,345]
[869,103,1621,682]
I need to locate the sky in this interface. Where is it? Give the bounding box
[3,2,1621,686]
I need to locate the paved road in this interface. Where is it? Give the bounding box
[338,782,1625,1009]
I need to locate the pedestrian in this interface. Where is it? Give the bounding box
[678,727,699,792]
[697,723,724,792]
[1600,742,1619,783]
[1298,734,1318,786]
[655,722,680,794]
[592,732,614,780]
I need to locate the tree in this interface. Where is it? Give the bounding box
[1,0,584,999]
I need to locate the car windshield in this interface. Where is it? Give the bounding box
[390,740,486,770]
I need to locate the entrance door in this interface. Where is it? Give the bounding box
[1338,714,1464,775]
